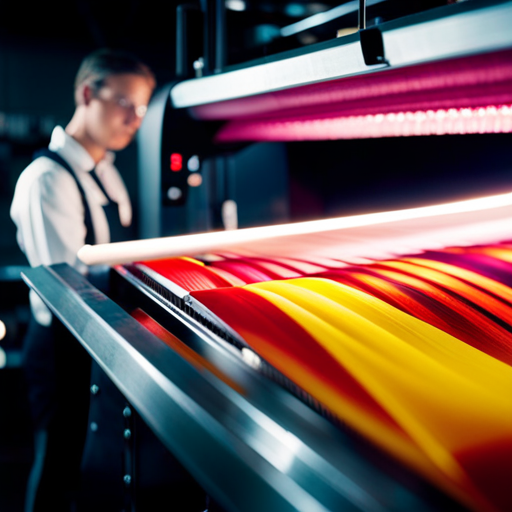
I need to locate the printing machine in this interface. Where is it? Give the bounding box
[22,1,512,511]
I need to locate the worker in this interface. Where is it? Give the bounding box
[10,49,209,511]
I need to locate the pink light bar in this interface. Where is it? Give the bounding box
[216,104,512,142]
[193,50,512,122]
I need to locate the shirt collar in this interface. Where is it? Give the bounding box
[48,126,115,173]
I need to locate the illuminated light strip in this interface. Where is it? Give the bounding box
[216,104,512,142]
[78,191,512,266]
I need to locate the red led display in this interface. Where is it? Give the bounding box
[170,153,183,171]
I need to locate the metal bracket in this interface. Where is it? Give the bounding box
[360,26,387,65]
[359,0,387,66]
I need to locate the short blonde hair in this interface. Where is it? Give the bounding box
[74,48,156,105]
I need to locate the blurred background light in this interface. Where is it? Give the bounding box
[226,0,246,12]
[167,187,183,200]
[187,155,200,172]
[284,3,307,17]
[187,173,203,187]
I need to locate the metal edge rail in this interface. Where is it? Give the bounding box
[113,264,355,430]
[122,263,254,349]
[21,263,469,512]
[170,0,512,109]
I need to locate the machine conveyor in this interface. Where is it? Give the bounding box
[21,262,469,512]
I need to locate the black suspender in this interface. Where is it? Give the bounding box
[33,148,96,246]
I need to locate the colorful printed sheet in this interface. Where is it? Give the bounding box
[137,243,512,512]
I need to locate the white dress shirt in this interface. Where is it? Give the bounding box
[11,126,132,325]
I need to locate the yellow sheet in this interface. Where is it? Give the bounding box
[247,278,512,506]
